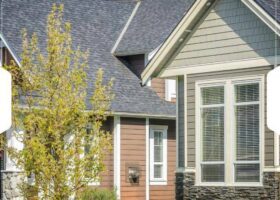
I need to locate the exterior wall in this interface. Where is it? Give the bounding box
[149,119,176,200]
[151,78,166,100]
[167,0,280,69]
[2,47,15,66]
[185,66,274,168]
[120,117,146,200]
[183,172,280,200]
[120,117,176,200]
[99,117,114,189]
[118,54,145,78]
[119,54,170,101]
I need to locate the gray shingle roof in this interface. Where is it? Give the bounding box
[1,0,177,117]
[114,0,194,56]
[255,0,280,23]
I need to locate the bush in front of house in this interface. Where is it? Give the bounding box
[78,188,117,200]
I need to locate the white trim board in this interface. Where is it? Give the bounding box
[160,56,280,78]
[113,116,121,199]
[149,125,168,185]
[145,118,150,200]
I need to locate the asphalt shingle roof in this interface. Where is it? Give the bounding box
[255,0,280,23]
[115,0,194,56]
[0,0,183,116]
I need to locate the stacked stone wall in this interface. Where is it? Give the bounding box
[175,172,280,200]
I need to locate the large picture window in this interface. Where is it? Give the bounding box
[201,86,225,182]
[234,83,260,182]
[197,77,263,186]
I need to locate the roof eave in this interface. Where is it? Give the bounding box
[0,33,22,67]
[141,0,216,84]
[242,0,280,37]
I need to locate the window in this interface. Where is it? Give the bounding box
[201,86,225,182]
[83,127,100,186]
[165,79,176,101]
[234,83,260,182]
[150,125,168,185]
[196,77,263,186]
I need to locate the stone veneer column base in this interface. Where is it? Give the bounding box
[176,172,280,200]
[176,172,185,200]
[2,171,23,200]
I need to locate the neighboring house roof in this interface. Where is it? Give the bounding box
[255,0,280,23]
[141,0,280,84]
[0,0,181,118]
[113,0,195,56]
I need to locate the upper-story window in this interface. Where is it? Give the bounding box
[196,77,263,186]
[165,79,176,101]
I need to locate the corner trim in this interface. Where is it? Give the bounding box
[176,76,179,168]
[145,117,150,200]
[114,116,121,199]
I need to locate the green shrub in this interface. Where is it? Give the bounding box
[79,188,117,200]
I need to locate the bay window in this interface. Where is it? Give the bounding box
[196,77,263,186]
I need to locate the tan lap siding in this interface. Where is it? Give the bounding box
[167,0,280,69]
[100,117,114,189]
[149,119,176,200]
[151,78,166,100]
[120,118,146,200]
[186,66,274,168]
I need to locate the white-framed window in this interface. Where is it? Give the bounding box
[150,125,168,185]
[83,127,100,186]
[196,76,264,186]
[165,79,176,101]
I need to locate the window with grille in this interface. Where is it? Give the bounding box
[201,86,225,182]
[234,83,260,182]
[197,78,262,185]
[150,126,167,185]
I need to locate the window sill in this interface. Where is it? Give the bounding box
[1,169,23,173]
[195,182,263,187]
[150,180,167,185]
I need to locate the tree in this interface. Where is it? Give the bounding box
[3,4,114,199]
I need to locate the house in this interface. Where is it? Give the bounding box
[142,0,280,199]
[0,0,194,199]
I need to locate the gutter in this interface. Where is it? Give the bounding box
[111,111,176,119]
